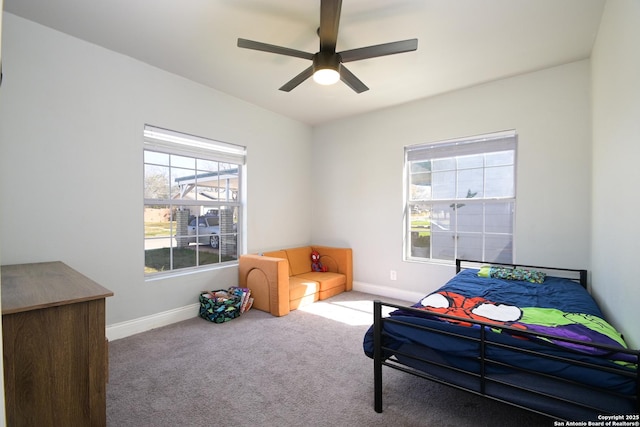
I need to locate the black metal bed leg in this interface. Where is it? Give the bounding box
[373,300,383,413]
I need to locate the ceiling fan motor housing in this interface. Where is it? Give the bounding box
[313,51,341,74]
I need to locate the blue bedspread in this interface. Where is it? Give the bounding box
[392,269,634,363]
[363,269,637,394]
[418,269,601,315]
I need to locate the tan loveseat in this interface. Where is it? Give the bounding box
[238,246,353,316]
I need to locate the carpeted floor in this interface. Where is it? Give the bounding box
[106,291,555,426]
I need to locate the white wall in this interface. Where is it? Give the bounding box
[0,13,312,326]
[312,60,592,299]
[591,0,640,348]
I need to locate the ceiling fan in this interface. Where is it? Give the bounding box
[237,0,418,93]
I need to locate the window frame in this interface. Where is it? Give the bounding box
[404,130,517,264]
[143,125,246,278]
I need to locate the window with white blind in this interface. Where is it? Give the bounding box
[143,125,246,276]
[405,131,516,263]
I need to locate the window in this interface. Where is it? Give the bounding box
[143,125,246,276]
[405,131,516,263]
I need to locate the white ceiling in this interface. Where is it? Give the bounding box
[3,0,606,126]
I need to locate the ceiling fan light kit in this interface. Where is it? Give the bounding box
[237,0,418,93]
[313,68,340,85]
[312,52,341,85]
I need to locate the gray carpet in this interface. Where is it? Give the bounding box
[106,291,553,426]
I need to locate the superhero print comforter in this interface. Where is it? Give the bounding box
[363,268,637,395]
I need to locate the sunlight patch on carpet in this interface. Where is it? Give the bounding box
[298,299,396,326]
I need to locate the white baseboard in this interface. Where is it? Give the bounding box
[106,303,200,341]
[106,283,422,341]
[352,281,424,303]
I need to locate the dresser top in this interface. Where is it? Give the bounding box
[1,261,113,315]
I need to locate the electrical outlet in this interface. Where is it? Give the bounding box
[390,270,397,281]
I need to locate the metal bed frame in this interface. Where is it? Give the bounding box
[372,259,639,420]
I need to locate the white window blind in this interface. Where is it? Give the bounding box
[143,125,246,165]
[406,130,516,162]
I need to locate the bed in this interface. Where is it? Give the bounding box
[363,259,639,421]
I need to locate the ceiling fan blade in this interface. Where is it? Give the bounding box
[238,38,314,60]
[339,38,418,63]
[339,64,369,94]
[279,66,314,92]
[319,0,342,52]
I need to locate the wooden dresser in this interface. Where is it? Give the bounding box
[1,261,114,427]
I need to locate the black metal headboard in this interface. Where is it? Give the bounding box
[455,259,588,289]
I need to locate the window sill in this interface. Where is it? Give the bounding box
[144,261,238,282]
